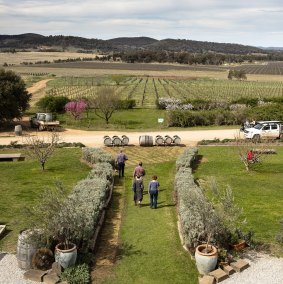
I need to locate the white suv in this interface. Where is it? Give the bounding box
[244,121,282,141]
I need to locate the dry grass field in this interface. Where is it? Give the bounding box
[2,53,282,82]
[0,51,99,65]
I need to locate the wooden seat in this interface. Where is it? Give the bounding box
[0,153,25,162]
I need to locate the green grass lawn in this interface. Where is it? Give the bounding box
[52,109,239,131]
[102,148,198,284]
[57,109,166,131]
[193,146,283,254]
[0,148,90,252]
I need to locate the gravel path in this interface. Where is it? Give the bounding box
[1,251,282,283]
[0,253,39,284]
[224,251,283,284]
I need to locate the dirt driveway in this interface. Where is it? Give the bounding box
[0,128,242,147]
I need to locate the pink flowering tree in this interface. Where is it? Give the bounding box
[65,100,88,120]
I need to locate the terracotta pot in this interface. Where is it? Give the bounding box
[55,242,77,269]
[195,244,218,275]
[231,240,247,251]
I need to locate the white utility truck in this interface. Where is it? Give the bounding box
[30,113,60,131]
[243,120,283,141]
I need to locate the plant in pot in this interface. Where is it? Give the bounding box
[25,182,79,269]
[209,180,251,250]
[193,193,224,275]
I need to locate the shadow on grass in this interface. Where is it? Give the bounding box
[191,154,203,173]
[116,241,147,260]
[138,201,176,209]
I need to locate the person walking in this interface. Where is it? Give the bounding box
[132,175,144,207]
[133,162,145,178]
[148,175,160,209]
[116,150,128,178]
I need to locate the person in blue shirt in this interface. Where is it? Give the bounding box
[116,150,128,178]
[148,175,160,209]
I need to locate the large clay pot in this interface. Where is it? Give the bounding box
[195,244,218,275]
[55,243,77,269]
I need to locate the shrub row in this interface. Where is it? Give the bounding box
[167,109,244,127]
[175,148,226,248]
[57,148,114,250]
[167,104,283,127]
[82,147,114,165]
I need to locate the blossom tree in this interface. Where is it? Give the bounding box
[65,100,88,119]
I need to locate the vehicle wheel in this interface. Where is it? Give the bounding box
[38,125,44,131]
[252,134,260,143]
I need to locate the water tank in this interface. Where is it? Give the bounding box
[45,113,53,122]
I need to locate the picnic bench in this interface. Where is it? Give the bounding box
[0,153,25,162]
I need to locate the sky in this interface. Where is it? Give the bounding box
[1,0,283,47]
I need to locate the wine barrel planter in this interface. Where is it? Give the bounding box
[55,243,77,269]
[121,135,129,145]
[155,135,164,146]
[139,135,153,147]
[14,125,22,136]
[164,135,173,145]
[104,135,112,146]
[195,244,218,275]
[173,135,181,145]
[16,230,39,270]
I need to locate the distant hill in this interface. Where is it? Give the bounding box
[0,33,266,55]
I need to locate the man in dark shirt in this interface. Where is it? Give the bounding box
[116,150,128,178]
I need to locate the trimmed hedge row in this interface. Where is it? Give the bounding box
[82,147,114,165]
[71,148,114,249]
[175,148,225,249]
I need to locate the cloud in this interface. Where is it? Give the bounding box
[0,0,282,46]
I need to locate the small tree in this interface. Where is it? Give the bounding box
[65,100,88,120]
[0,69,31,124]
[36,95,70,113]
[91,86,120,125]
[235,135,273,171]
[24,132,59,170]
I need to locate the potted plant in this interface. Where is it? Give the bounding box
[54,228,77,269]
[194,197,223,275]
[25,183,79,269]
[230,229,254,251]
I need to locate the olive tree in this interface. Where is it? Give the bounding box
[0,69,31,124]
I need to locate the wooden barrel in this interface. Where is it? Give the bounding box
[155,135,164,146]
[173,135,181,145]
[121,135,129,145]
[16,230,38,270]
[14,125,22,136]
[104,136,112,146]
[164,135,173,145]
[139,135,153,147]
[112,136,122,146]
